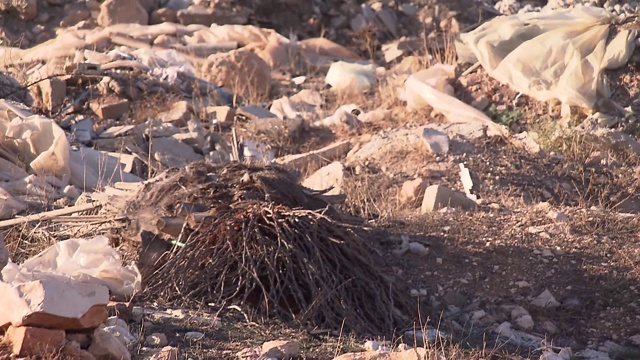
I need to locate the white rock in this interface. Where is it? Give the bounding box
[0,279,109,330]
[364,340,390,352]
[302,162,345,196]
[510,306,529,319]
[541,320,559,335]
[531,289,560,308]
[262,340,301,358]
[542,249,554,257]
[104,325,137,348]
[421,127,450,154]
[495,322,515,338]
[575,349,612,360]
[89,325,131,360]
[514,315,534,330]
[630,334,640,346]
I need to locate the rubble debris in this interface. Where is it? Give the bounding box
[2,325,65,357]
[88,325,132,360]
[206,105,235,123]
[0,279,108,330]
[90,99,130,120]
[159,100,192,126]
[421,185,477,213]
[262,340,301,359]
[399,178,427,204]
[150,346,179,360]
[531,289,561,308]
[420,127,450,155]
[302,161,345,196]
[151,137,204,169]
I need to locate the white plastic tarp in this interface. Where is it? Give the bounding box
[458,7,636,110]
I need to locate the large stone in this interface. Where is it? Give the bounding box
[421,185,477,213]
[421,127,449,155]
[0,279,109,330]
[151,137,203,169]
[399,178,427,204]
[158,100,192,126]
[3,325,65,357]
[200,50,271,101]
[302,162,345,196]
[62,341,96,360]
[97,0,148,26]
[90,99,129,120]
[88,326,131,360]
[261,340,301,359]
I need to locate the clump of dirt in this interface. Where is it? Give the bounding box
[127,162,417,335]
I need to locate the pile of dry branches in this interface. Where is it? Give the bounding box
[136,162,415,334]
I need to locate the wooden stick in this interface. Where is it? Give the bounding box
[0,201,102,228]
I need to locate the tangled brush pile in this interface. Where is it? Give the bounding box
[133,162,415,334]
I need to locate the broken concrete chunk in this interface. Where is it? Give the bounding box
[159,101,192,126]
[71,118,94,144]
[152,137,203,169]
[206,105,235,123]
[0,279,109,330]
[3,325,65,357]
[513,131,542,154]
[262,340,301,359]
[90,99,129,120]
[302,162,345,196]
[237,105,278,121]
[275,141,352,171]
[38,79,66,112]
[421,185,477,213]
[531,289,561,308]
[88,325,132,360]
[399,178,427,204]
[421,127,450,154]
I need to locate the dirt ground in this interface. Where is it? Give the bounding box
[1,0,640,359]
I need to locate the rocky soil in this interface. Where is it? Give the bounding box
[0,0,639,359]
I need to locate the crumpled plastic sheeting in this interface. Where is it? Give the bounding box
[2,235,142,299]
[400,64,508,137]
[0,102,141,192]
[459,7,636,109]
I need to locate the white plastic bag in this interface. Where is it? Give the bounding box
[2,235,141,299]
[459,7,636,109]
[400,64,508,137]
